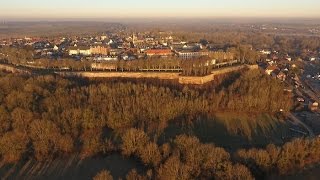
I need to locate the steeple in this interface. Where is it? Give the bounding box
[132,33,136,44]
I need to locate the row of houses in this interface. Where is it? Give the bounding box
[265,65,287,81]
[69,45,109,56]
[68,44,233,61]
[2,30,237,63]
[263,56,319,112]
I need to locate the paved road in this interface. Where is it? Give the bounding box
[288,112,315,138]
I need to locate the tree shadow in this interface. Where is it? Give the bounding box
[159,113,290,151]
[0,153,143,180]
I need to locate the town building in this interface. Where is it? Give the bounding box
[68,46,91,56]
[90,46,109,55]
[93,56,118,61]
[265,65,279,75]
[145,49,173,57]
[271,69,287,81]
[260,50,271,55]
[309,101,319,111]
[176,50,209,59]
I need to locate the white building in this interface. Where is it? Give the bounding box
[69,46,91,56]
[177,51,209,59]
[260,50,271,55]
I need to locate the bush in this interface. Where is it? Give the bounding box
[121,128,149,156]
[0,131,29,163]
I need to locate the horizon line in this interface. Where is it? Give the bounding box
[2,16,320,21]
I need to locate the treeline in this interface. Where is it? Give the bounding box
[0,46,93,71]
[221,70,292,112]
[118,131,254,180]
[94,133,320,180]
[0,46,258,77]
[0,46,33,64]
[174,31,320,56]
[0,48,216,76]
[95,57,234,77]
[0,69,294,179]
[236,138,320,178]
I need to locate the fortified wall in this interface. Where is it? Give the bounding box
[0,62,258,85]
[0,64,31,74]
[57,65,257,85]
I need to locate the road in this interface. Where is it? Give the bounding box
[302,80,320,104]
[301,62,320,103]
[288,112,315,138]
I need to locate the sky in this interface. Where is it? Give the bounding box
[1,0,320,19]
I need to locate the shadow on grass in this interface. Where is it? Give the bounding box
[0,153,143,180]
[160,112,291,151]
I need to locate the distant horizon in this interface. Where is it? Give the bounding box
[2,16,320,21]
[2,17,320,25]
[1,0,320,20]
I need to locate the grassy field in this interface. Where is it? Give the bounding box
[0,154,143,180]
[160,112,292,150]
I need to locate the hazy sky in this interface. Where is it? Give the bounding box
[1,0,320,19]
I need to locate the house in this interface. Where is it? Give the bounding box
[176,50,209,59]
[309,57,316,61]
[78,47,91,56]
[165,36,173,43]
[260,50,271,55]
[182,44,203,50]
[68,46,91,56]
[107,39,114,45]
[297,97,305,102]
[309,101,319,111]
[272,70,286,81]
[285,56,292,61]
[265,65,279,75]
[93,56,118,61]
[145,49,173,57]
[100,35,108,41]
[145,37,155,43]
[109,49,123,56]
[53,45,59,51]
[69,47,79,56]
[90,46,109,55]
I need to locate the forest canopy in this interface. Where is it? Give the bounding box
[0,69,301,179]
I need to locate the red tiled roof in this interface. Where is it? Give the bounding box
[266,65,278,71]
[145,49,172,55]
